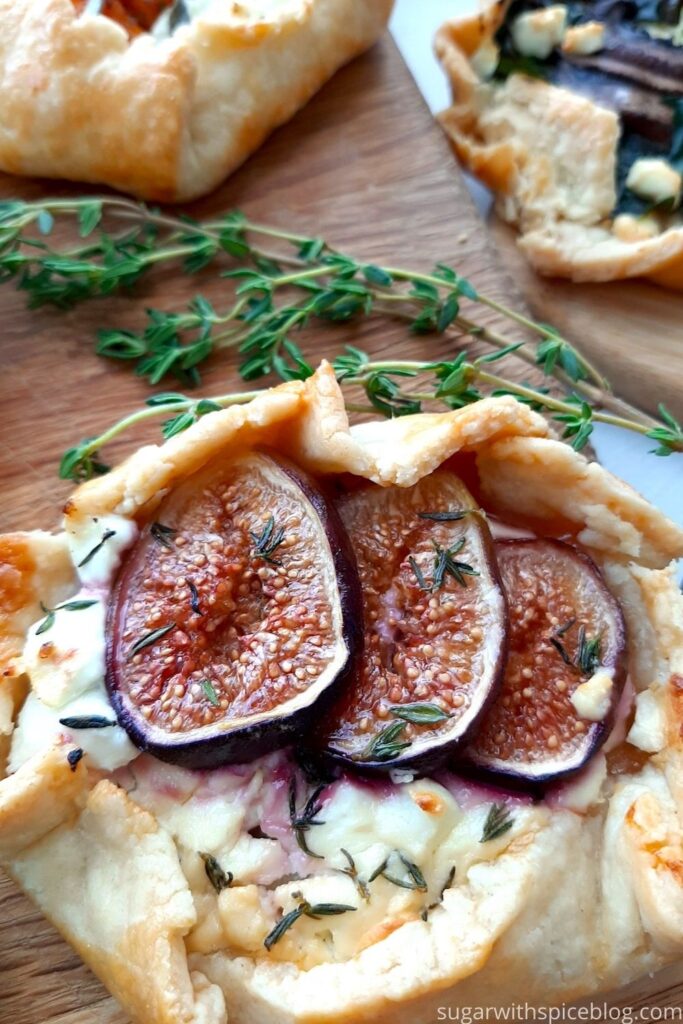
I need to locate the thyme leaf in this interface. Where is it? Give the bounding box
[358,721,411,763]
[431,538,479,590]
[67,748,84,771]
[200,852,233,894]
[58,715,116,729]
[368,857,389,883]
[289,779,326,859]
[57,599,99,612]
[35,607,55,636]
[417,510,470,522]
[398,853,428,891]
[439,865,456,900]
[408,555,430,591]
[389,703,451,725]
[150,521,177,549]
[264,897,356,951]
[200,679,220,707]
[77,528,116,567]
[188,580,203,616]
[0,199,672,470]
[370,851,428,892]
[35,598,99,635]
[250,515,286,565]
[577,626,601,676]
[549,636,573,667]
[481,803,514,843]
[421,865,456,920]
[128,622,176,658]
[264,905,305,951]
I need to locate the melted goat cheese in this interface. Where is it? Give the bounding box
[551,753,608,812]
[65,513,138,589]
[125,754,539,965]
[21,596,106,708]
[10,513,139,773]
[626,158,682,208]
[471,39,500,79]
[570,668,614,722]
[627,689,667,753]
[151,0,298,38]
[9,691,137,773]
[561,21,605,56]
[511,5,567,59]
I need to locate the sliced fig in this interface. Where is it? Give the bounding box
[321,473,508,770]
[106,451,362,768]
[464,540,627,785]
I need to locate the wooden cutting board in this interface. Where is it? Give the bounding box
[491,220,683,421]
[0,33,681,1024]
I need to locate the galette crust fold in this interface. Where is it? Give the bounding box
[0,0,393,201]
[435,3,683,288]
[0,363,682,1024]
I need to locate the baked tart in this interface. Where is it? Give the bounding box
[1,363,682,1023]
[436,0,683,287]
[0,0,393,201]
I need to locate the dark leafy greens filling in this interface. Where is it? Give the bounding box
[493,0,683,214]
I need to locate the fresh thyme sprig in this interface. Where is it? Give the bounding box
[9,201,676,466]
[57,350,683,483]
[431,538,479,591]
[409,535,478,593]
[0,196,646,422]
[59,388,262,482]
[333,354,683,456]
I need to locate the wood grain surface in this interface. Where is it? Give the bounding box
[490,221,683,421]
[0,34,680,1024]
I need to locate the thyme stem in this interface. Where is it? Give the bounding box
[347,360,663,442]
[2,197,680,465]
[58,355,683,484]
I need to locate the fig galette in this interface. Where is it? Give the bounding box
[436,0,683,288]
[1,363,682,1024]
[0,0,393,201]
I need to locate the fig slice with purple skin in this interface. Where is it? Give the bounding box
[463,540,627,786]
[321,472,508,770]
[106,451,362,769]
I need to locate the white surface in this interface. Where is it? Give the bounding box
[389,0,683,539]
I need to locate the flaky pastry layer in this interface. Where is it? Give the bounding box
[0,364,682,1024]
[0,0,393,200]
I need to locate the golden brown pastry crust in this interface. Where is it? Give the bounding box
[1,364,682,1024]
[0,0,393,201]
[435,2,683,288]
